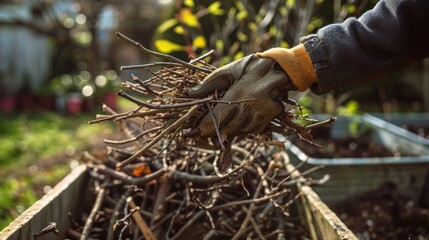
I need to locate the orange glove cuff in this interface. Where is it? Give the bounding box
[256,45,317,91]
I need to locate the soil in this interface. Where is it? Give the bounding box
[401,124,429,139]
[292,126,400,158]
[333,183,429,240]
[291,124,429,239]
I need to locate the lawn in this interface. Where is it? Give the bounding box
[0,111,115,229]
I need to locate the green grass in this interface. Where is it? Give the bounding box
[0,111,114,230]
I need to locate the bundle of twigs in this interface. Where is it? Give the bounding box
[72,32,334,239]
[89,32,333,173]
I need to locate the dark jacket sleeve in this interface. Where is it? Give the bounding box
[300,0,429,94]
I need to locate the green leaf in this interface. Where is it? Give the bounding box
[268,25,277,36]
[307,17,323,33]
[279,6,288,16]
[215,39,224,51]
[236,10,248,21]
[337,100,359,116]
[157,18,178,33]
[174,25,184,35]
[179,8,200,28]
[237,31,248,42]
[184,0,194,8]
[233,51,244,60]
[235,2,248,21]
[154,39,184,53]
[236,1,246,11]
[347,5,357,14]
[280,41,290,48]
[192,35,206,49]
[286,0,295,8]
[208,2,224,15]
[248,22,257,31]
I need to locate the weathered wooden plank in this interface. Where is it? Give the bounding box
[299,184,357,240]
[284,153,358,240]
[0,165,91,240]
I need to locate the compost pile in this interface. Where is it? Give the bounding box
[69,33,331,239]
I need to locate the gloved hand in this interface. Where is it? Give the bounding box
[189,45,317,137]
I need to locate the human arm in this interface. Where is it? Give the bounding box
[189,0,429,136]
[300,0,429,94]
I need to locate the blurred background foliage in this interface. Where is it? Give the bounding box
[0,0,171,113]
[153,0,377,63]
[1,0,427,115]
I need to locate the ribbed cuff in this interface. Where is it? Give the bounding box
[256,45,317,91]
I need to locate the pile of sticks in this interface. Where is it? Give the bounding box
[73,141,323,239]
[70,33,333,239]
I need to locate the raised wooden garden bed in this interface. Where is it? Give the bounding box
[281,114,429,239]
[283,114,429,205]
[367,113,429,146]
[0,165,91,240]
[0,161,357,240]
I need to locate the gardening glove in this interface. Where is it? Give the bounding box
[189,45,317,137]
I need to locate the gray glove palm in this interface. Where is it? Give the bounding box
[189,54,296,137]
